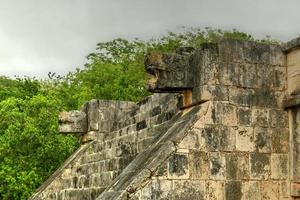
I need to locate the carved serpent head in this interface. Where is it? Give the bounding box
[144,47,195,93]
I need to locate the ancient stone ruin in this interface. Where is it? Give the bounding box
[31,37,300,199]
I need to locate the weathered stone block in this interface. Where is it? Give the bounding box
[217,102,238,126]
[200,125,220,151]
[154,161,168,178]
[168,153,189,179]
[254,127,271,153]
[250,153,270,180]
[242,181,261,200]
[178,128,201,150]
[271,154,288,179]
[279,181,290,198]
[270,44,284,66]
[77,175,89,188]
[254,88,278,108]
[90,187,106,199]
[291,182,300,197]
[237,107,251,126]
[273,66,286,91]
[205,181,224,200]
[239,63,258,88]
[252,108,269,127]
[269,109,288,128]
[209,152,225,180]
[225,153,249,180]
[141,179,172,200]
[189,150,208,179]
[236,127,255,152]
[229,87,256,107]
[192,85,229,102]
[225,181,242,200]
[172,180,206,200]
[87,99,100,131]
[261,181,279,200]
[219,62,240,86]
[271,128,289,153]
[219,126,236,151]
[257,65,274,89]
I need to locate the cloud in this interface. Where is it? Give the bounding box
[0,0,299,78]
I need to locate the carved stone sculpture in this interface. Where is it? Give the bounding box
[58,111,87,133]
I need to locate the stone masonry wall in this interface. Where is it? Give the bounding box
[31,94,181,199]
[32,38,300,200]
[131,40,291,200]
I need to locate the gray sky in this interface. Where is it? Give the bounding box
[0,0,299,79]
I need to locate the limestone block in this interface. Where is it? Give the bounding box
[261,181,279,200]
[59,110,87,133]
[172,180,206,200]
[154,161,168,178]
[219,62,240,86]
[87,100,100,131]
[254,127,271,153]
[63,189,90,200]
[269,45,285,66]
[279,181,290,198]
[242,181,261,200]
[257,65,274,89]
[269,109,288,128]
[229,87,256,107]
[219,39,271,64]
[141,179,172,200]
[178,128,201,150]
[200,125,220,151]
[77,175,89,188]
[287,49,300,95]
[209,152,226,180]
[200,63,220,86]
[189,150,208,179]
[90,173,101,187]
[236,127,255,152]
[225,181,242,200]
[192,85,229,103]
[291,182,300,197]
[250,153,270,180]
[239,63,258,88]
[168,153,189,179]
[206,181,224,200]
[290,108,300,182]
[271,154,288,180]
[225,153,249,180]
[252,108,269,127]
[219,126,236,151]
[237,107,252,126]
[90,187,106,199]
[254,88,278,108]
[271,128,289,153]
[273,66,286,91]
[217,102,238,126]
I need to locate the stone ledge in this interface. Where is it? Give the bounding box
[282,37,300,52]
[282,95,300,109]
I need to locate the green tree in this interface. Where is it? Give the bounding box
[0,95,78,199]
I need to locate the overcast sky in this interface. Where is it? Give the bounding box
[0,0,299,79]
